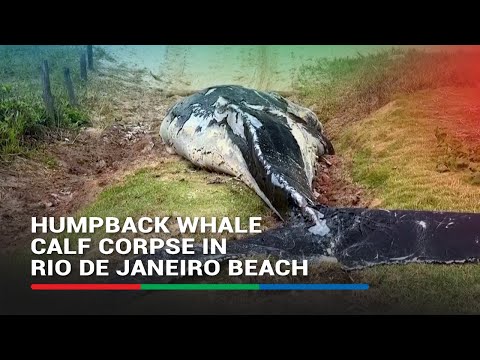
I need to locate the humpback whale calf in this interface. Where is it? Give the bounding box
[160,85,334,234]
[151,85,480,271]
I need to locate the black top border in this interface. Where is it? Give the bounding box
[3,12,480,45]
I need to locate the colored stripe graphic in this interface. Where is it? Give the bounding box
[259,284,369,290]
[31,283,369,291]
[141,284,259,290]
[31,283,140,290]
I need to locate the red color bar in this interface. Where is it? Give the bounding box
[31,283,140,290]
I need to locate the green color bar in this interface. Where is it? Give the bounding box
[140,283,259,290]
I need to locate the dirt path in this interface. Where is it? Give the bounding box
[0,68,184,253]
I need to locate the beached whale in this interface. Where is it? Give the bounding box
[155,85,480,271]
[160,85,334,233]
[87,83,480,283]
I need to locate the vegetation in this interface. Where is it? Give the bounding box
[354,263,480,314]
[4,46,480,313]
[296,47,480,313]
[336,89,480,212]
[79,161,271,223]
[296,48,476,123]
[74,161,275,260]
[0,46,90,155]
[297,48,480,212]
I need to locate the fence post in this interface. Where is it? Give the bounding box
[40,60,55,122]
[87,45,94,70]
[80,52,87,81]
[63,67,77,106]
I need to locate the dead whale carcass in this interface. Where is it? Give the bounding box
[123,86,480,274]
[160,85,334,232]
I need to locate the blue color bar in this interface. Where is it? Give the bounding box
[259,283,369,290]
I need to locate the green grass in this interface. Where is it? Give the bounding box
[296,48,480,313]
[351,149,391,189]
[296,49,480,212]
[336,89,480,212]
[74,160,275,260]
[296,48,476,124]
[297,262,480,314]
[0,46,91,155]
[80,161,269,220]
[336,93,480,310]
[7,47,480,313]
[353,263,480,314]
[75,156,480,313]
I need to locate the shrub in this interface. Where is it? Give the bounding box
[296,48,477,123]
[0,46,91,154]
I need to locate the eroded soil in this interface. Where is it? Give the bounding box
[0,77,182,253]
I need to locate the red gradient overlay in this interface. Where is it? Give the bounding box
[437,45,480,83]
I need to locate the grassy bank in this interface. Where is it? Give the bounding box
[352,263,480,314]
[296,48,477,125]
[297,48,480,211]
[336,88,480,211]
[74,160,276,260]
[296,48,480,313]
[7,46,480,313]
[79,160,273,225]
[70,48,480,313]
[0,46,94,155]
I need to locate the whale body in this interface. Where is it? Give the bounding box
[128,85,480,272]
[160,85,334,224]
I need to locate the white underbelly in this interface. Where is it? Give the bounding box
[160,112,282,218]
